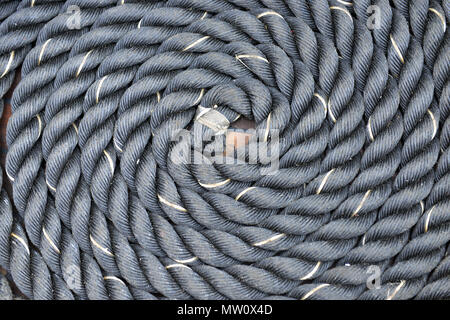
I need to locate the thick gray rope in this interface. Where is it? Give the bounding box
[0,0,449,300]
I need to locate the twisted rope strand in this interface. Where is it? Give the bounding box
[0,0,448,300]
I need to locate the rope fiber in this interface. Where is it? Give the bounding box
[0,0,448,300]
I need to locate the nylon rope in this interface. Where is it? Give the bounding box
[0,0,448,300]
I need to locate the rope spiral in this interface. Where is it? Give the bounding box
[0,0,448,300]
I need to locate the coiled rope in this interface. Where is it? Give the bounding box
[0,0,448,300]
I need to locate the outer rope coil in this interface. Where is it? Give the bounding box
[0,0,448,300]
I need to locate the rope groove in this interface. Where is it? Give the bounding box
[0,0,448,300]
